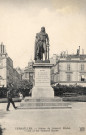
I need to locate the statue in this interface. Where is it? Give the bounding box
[34,27,49,61]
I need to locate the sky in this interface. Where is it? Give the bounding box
[0,0,86,68]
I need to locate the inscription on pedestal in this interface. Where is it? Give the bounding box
[35,68,50,86]
[32,63,54,97]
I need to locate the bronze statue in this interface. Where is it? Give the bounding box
[34,27,49,61]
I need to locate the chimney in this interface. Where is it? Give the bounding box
[0,42,7,57]
[82,49,84,55]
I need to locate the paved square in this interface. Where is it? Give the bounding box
[0,102,86,135]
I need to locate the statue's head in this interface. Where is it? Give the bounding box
[41,27,45,32]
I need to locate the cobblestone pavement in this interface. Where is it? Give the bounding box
[0,102,86,135]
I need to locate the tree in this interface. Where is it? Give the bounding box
[18,80,33,97]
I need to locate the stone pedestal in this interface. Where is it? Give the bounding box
[19,62,72,109]
[32,63,54,98]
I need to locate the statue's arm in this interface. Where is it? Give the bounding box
[35,33,39,43]
[34,34,38,60]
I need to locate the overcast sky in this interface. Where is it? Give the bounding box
[0,0,86,68]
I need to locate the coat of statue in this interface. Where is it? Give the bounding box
[34,27,49,61]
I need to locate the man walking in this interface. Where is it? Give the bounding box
[6,84,17,111]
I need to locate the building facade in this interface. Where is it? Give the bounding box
[0,43,21,88]
[22,60,34,83]
[51,49,86,86]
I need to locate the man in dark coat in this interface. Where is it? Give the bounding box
[34,27,49,61]
[6,84,17,111]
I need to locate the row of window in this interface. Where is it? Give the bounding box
[51,64,85,74]
[67,64,85,71]
[67,74,85,82]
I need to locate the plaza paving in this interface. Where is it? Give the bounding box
[0,102,86,135]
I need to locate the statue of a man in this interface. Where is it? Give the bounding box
[34,27,49,61]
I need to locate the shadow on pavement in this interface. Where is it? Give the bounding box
[0,125,2,135]
[0,125,5,135]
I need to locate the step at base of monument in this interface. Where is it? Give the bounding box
[24,97,62,102]
[19,97,72,109]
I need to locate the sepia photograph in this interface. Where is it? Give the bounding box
[0,0,86,135]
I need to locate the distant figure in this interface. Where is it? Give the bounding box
[19,92,23,101]
[6,84,17,111]
[34,27,49,61]
[29,89,32,96]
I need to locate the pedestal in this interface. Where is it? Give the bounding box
[19,62,72,109]
[32,63,54,98]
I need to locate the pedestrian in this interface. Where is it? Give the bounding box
[6,84,17,111]
[29,89,32,96]
[19,92,23,101]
